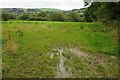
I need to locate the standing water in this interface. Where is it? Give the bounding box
[55,48,69,78]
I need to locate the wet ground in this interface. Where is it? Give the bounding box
[49,47,118,78]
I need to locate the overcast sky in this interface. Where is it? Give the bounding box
[0,0,84,10]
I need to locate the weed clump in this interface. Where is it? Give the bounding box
[16,29,24,37]
[36,22,38,25]
[80,26,84,29]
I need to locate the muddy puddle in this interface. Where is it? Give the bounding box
[48,47,117,78]
[49,48,69,78]
[55,48,69,78]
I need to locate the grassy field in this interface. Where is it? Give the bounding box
[2,21,118,78]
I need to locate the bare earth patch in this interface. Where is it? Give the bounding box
[49,47,118,78]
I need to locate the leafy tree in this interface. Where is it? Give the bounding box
[84,2,120,22]
[36,12,49,21]
[2,13,15,21]
[68,12,80,22]
[37,12,47,17]
[19,13,29,20]
[50,13,65,21]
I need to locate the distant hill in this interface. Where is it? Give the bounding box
[2,8,63,14]
[65,8,85,13]
[37,8,63,12]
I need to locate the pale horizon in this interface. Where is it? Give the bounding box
[0,0,85,10]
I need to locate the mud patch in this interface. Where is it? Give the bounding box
[66,47,89,58]
[65,47,118,77]
[55,48,69,78]
[49,47,118,78]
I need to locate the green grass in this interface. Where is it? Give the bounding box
[2,21,118,78]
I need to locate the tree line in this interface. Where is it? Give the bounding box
[2,10,84,22]
[2,2,120,23]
